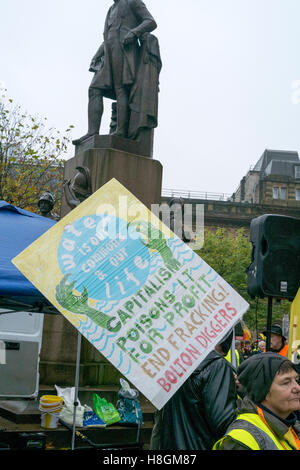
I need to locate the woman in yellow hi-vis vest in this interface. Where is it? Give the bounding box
[214,353,300,450]
[225,347,244,369]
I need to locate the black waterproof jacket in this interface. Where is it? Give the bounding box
[160,350,237,450]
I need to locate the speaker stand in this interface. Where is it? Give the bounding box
[266,296,273,351]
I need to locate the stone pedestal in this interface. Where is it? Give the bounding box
[74,133,154,159]
[61,141,162,217]
[39,137,163,386]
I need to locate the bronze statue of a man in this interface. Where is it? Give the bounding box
[73,0,161,145]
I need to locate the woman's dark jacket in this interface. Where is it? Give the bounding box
[160,350,237,450]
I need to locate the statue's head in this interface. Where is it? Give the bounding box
[38,191,55,213]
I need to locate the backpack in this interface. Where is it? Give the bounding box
[116,388,143,426]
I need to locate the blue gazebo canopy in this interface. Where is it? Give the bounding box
[0,201,58,313]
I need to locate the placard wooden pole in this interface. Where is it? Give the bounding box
[71,331,82,450]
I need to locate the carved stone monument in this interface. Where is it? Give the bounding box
[40,0,163,386]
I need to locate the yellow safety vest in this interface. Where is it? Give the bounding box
[225,349,240,367]
[213,413,297,450]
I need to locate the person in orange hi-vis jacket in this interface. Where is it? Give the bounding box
[263,324,289,357]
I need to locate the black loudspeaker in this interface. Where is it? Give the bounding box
[247,214,300,299]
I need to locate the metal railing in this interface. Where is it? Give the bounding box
[161,188,232,201]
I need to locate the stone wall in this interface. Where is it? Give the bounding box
[161,196,300,235]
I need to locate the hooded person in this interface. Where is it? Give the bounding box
[213,352,300,450]
[150,330,237,450]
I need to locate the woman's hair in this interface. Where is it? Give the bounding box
[277,360,298,376]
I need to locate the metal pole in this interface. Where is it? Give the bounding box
[266,297,273,352]
[230,327,237,370]
[71,331,82,451]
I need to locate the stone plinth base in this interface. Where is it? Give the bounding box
[74,133,154,159]
[61,146,162,217]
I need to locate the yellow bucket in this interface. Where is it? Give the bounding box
[39,395,63,429]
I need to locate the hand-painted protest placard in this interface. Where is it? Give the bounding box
[289,288,300,365]
[13,178,249,409]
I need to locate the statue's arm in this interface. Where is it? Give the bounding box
[126,0,157,41]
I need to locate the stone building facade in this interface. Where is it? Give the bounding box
[232,149,300,208]
[161,149,300,234]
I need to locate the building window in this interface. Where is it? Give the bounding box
[273,187,279,199]
[296,189,300,201]
[273,187,287,200]
[295,166,300,179]
[280,187,287,200]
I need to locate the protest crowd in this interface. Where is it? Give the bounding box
[149,322,300,451]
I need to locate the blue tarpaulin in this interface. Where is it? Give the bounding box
[0,201,56,299]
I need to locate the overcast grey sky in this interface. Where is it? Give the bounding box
[2,0,300,196]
